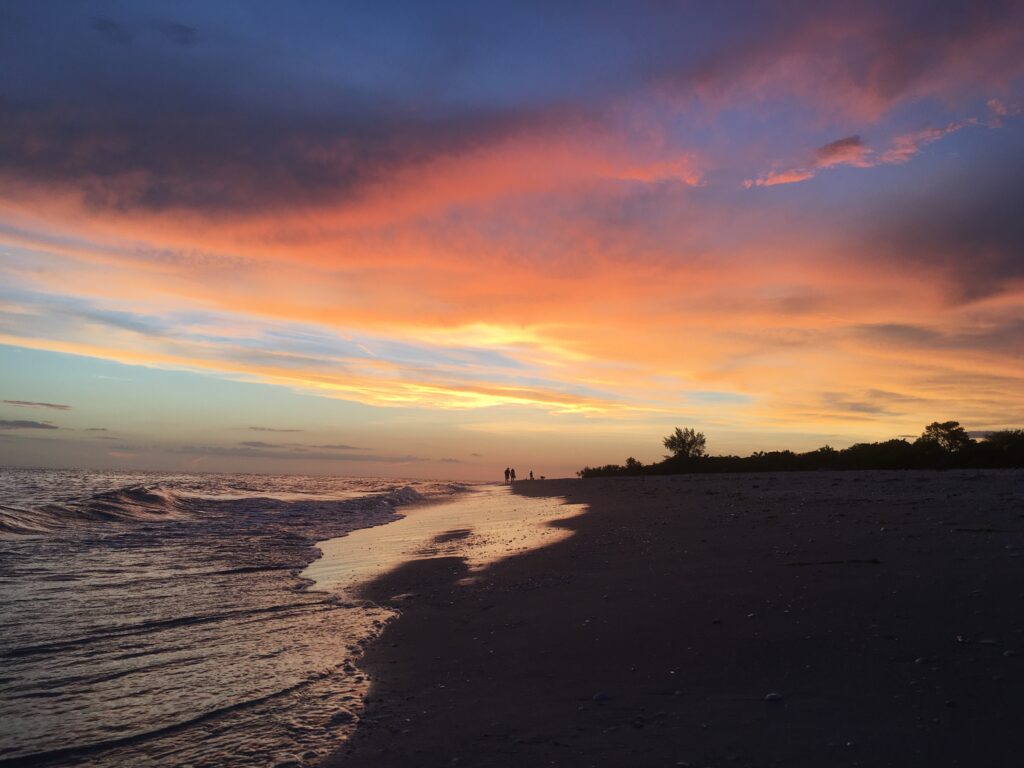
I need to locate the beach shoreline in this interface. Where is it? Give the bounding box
[325,470,1024,767]
[0,473,476,767]
[303,483,583,599]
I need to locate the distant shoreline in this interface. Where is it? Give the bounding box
[579,422,1024,477]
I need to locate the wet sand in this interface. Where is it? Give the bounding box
[304,484,584,598]
[324,471,1024,768]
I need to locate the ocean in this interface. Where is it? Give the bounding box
[0,469,471,767]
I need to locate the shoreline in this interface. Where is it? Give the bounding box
[0,475,488,767]
[303,483,584,598]
[302,482,587,762]
[325,470,1024,767]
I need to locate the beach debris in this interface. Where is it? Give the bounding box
[764,692,783,702]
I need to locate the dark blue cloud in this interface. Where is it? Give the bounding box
[158,21,197,45]
[89,16,132,45]
[0,0,1020,216]
[2,400,72,410]
[861,131,1024,301]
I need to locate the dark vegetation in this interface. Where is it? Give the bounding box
[578,421,1024,477]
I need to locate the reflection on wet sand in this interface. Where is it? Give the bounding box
[303,484,585,598]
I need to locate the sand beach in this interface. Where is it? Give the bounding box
[327,471,1024,768]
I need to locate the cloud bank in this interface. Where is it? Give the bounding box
[0,0,1021,459]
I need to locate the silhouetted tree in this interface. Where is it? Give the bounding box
[580,421,1023,478]
[662,427,707,459]
[978,429,1024,467]
[916,421,973,453]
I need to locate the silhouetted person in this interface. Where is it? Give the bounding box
[529,470,534,480]
[510,468,516,482]
[504,467,510,483]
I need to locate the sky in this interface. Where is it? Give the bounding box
[1,0,1022,480]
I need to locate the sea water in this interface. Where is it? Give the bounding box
[0,469,469,767]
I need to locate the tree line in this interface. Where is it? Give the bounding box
[577,422,1024,477]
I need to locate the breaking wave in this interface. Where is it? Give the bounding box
[0,470,472,766]
[0,486,189,537]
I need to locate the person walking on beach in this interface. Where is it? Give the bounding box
[510,468,517,482]
[529,470,534,480]
[504,467,510,484]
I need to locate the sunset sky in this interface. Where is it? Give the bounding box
[1,1,1022,479]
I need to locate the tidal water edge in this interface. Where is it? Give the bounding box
[0,469,469,767]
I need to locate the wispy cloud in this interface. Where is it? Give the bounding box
[2,400,71,410]
[745,122,975,188]
[241,439,361,451]
[0,419,57,430]
[876,123,971,164]
[175,445,423,462]
[743,169,816,188]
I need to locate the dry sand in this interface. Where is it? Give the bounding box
[324,471,1024,768]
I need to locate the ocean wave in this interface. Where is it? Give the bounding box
[1,598,343,660]
[0,659,360,767]
[380,485,425,507]
[0,470,472,766]
[0,477,472,538]
[0,486,189,537]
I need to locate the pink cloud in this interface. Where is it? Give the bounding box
[814,136,873,169]
[743,169,816,188]
[878,122,968,164]
[680,4,1024,123]
[745,117,988,188]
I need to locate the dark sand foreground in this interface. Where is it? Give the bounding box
[326,471,1024,767]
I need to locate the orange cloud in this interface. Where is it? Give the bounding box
[2,5,1022,453]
